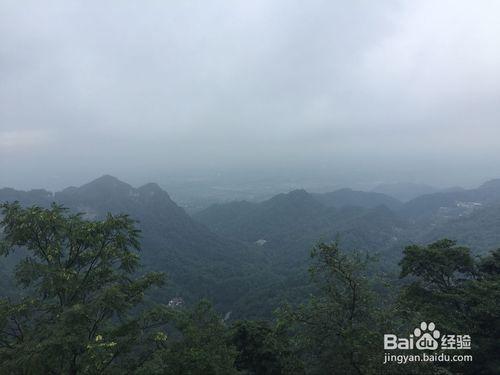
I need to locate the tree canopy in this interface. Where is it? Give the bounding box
[0,202,498,374]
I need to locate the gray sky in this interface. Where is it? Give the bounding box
[1,0,500,191]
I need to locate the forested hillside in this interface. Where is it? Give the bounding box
[3,176,500,320]
[399,179,500,219]
[312,188,402,210]
[196,179,500,262]
[0,176,280,317]
[194,189,406,253]
[1,204,498,374]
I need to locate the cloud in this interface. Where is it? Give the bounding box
[0,130,53,153]
[1,0,499,189]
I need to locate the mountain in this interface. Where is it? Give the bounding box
[0,187,53,207]
[400,179,500,219]
[312,188,402,210]
[194,189,407,259]
[372,182,439,201]
[419,203,500,253]
[0,176,275,317]
[196,189,328,244]
[5,176,500,318]
[193,188,411,314]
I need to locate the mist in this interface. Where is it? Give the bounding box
[1,0,500,191]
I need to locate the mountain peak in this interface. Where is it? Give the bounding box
[89,174,127,186]
[64,175,133,197]
[478,179,500,191]
[313,188,402,210]
[265,189,322,210]
[270,189,311,202]
[138,183,173,200]
[287,189,309,197]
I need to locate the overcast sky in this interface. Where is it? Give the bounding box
[1,0,500,191]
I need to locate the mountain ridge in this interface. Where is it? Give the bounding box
[0,175,274,317]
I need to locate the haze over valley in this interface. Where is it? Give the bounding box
[2,174,500,318]
[1,1,499,373]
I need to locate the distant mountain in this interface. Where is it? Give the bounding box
[440,186,466,193]
[372,182,439,202]
[477,178,500,193]
[194,188,411,310]
[0,175,274,317]
[400,179,500,219]
[196,189,328,245]
[420,203,500,253]
[194,189,407,259]
[0,187,53,207]
[312,188,402,210]
[5,176,500,318]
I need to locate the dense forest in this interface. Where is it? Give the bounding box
[1,177,499,374]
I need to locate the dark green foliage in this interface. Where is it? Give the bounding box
[399,240,500,374]
[0,202,170,374]
[137,300,238,375]
[230,320,303,374]
[0,181,499,374]
[278,242,387,375]
[0,203,246,374]
[400,239,475,288]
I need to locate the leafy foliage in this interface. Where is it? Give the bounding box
[0,195,498,374]
[399,240,500,374]
[277,242,388,375]
[137,300,238,375]
[0,203,250,374]
[0,202,170,374]
[229,320,303,374]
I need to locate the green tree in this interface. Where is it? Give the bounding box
[0,202,168,374]
[137,300,238,375]
[279,242,388,375]
[229,320,303,374]
[399,239,500,374]
[400,239,475,290]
